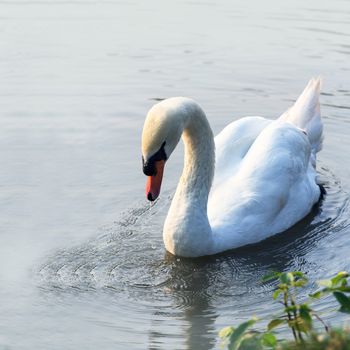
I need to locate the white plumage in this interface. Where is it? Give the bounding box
[141,78,323,257]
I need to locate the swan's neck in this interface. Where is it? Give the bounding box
[163,105,216,257]
[179,112,215,208]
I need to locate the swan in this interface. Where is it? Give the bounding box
[141,78,323,257]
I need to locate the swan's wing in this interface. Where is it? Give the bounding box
[209,120,320,250]
[212,116,272,189]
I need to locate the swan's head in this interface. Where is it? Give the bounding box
[141,99,185,201]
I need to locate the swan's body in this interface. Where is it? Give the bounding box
[142,78,323,257]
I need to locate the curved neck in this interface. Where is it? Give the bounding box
[163,103,215,257]
[180,109,215,209]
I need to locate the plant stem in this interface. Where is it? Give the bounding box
[313,313,329,333]
[284,291,298,342]
[291,291,304,342]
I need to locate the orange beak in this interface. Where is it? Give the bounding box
[146,160,165,201]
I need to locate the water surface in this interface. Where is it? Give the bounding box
[0,1,350,349]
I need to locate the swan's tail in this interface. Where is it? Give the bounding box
[279,77,323,166]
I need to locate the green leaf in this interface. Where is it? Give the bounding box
[284,305,297,313]
[261,332,277,347]
[293,271,307,279]
[338,286,350,293]
[280,272,294,285]
[227,318,257,350]
[318,279,332,288]
[240,339,262,350]
[294,316,311,334]
[262,271,280,282]
[299,303,311,312]
[300,304,313,330]
[309,290,323,299]
[272,289,282,300]
[331,272,349,287]
[240,334,264,350]
[219,326,234,339]
[277,283,288,291]
[333,291,350,313]
[267,318,286,331]
[294,279,308,287]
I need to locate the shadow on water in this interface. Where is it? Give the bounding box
[148,253,219,350]
[37,166,349,350]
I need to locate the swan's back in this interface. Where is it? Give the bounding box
[208,78,323,251]
[212,116,272,189]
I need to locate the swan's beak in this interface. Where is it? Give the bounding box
[146,160,165,201]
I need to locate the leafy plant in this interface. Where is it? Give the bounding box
[310,271,350,313]
[219,271,350,350]
[278,329,350,350]
[219,318,277,350]
[262,271,324,342]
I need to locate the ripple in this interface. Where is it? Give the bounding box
[37,165,349,326]
[297,27,350,37]
[34,166,350,350]
[323,103,350,110]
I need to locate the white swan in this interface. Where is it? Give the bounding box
[141,78,323,257]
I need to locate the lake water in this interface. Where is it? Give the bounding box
[1,0,350,349]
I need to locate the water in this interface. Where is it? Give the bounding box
[0,0,350,349]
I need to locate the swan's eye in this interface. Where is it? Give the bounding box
[142,141,167,176]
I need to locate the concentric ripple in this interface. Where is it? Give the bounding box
[38,165,349,338]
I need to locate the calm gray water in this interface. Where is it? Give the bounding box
[1,0,350,349]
